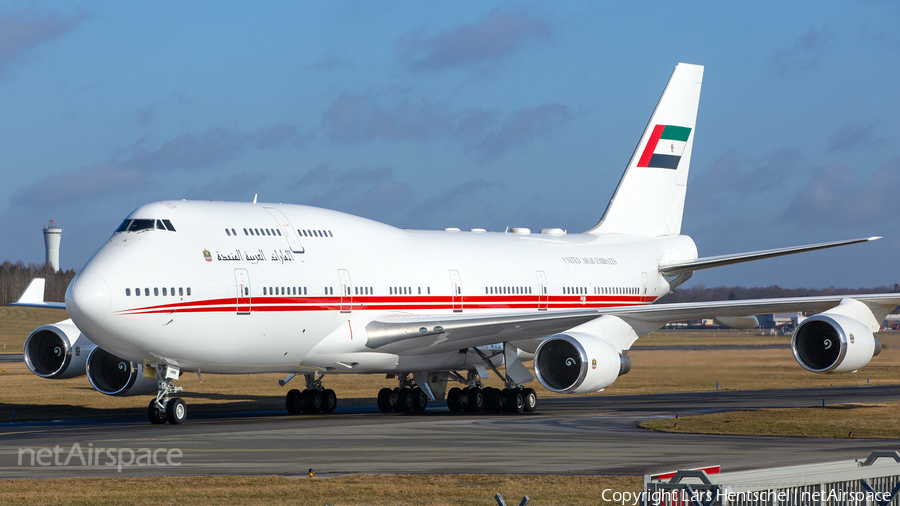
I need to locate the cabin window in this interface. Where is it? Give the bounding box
[277,229,282,236]
[263,287,267,295]
[179,287,183,296]
[328,231,333,237]
[135,287,140,296]
[162,287,167,296]
[144,288,150,296]
[186,287,191,296]
[244,287,249,296]
[154,288,159,296]
[125,288,131,296]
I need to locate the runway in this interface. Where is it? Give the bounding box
[2,385,899,479]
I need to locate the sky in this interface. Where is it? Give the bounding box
[0,1,898,289]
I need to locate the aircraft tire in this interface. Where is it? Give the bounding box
[377,387,393,412]
[466,387,484,412]
[286,389,303,414]
[523,388,537,413]
[447,387,463,412]
[412,387,428,412]
[395,387,414,412]
[321,389,337,414]
[165,397,187,424]
[148,400,167,424]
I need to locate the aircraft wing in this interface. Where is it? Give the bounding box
[364,293,900,355]
[658,237,880,276]
[10,278,67,309]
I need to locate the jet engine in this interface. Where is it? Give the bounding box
[86,347,157,396]
[23,319,96,379]
[533,332,631,394]
[792,313,881,374]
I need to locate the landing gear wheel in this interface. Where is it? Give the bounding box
[412,387,428,412]
[377,387,393,413]
[523,388,537,413]
[504,389,524,413]
[302,389,322,414]
[321,389,337,414]
[165,397,187,424]
[395,387,414,412]
[484,387,502,413]
[286,389,303,414]
[466,387,484,412]
[148,400,167,424]
[447,387,463,412]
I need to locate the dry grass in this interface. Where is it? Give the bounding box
[0,306,68,353]
[0,474,642,506]
[2,307,899,422]
[641,401,900,439]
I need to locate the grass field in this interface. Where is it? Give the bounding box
[0,474,642,506]
[2,306,899,423]
[641,401,900,439]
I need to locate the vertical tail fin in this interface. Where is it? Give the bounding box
[587,63,703,236]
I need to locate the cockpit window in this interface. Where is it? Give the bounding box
[162,219,176,231]
[128,219,155,232]
[156,220,166,230]
[115,220,131,233]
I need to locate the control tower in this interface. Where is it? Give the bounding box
[43,220,62,272]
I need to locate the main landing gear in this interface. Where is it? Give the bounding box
[377,373,430,413]
[285,373,337,415]
[148,365,187,425]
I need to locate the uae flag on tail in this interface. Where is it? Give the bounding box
[637,124,692,169]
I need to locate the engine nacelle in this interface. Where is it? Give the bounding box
[533,333,630,394]
[86,347,158,396]
[23,319,96,379]
[792,314,880,374]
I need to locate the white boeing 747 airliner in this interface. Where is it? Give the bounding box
[15,63,900,425]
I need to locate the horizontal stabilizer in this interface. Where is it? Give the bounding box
[11,278,67,309]
[658,237,880,277]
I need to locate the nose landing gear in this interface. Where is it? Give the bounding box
[148,364,186,424]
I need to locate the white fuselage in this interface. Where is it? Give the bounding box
[66,200,698,374]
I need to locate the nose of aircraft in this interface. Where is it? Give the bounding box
[66,271,111,324]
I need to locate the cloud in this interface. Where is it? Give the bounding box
[8,124,307,209]
[10,164,143,207]
[183,172,267,202]
[782,157,900,227]
[769,28,833,77]
[0,9,87,78]
[826,122,886,152]
[322,92,455,143]
[128,124,308,171]
[687,148,804,211]
[461,104,569,162]
[399,6,552,71]
[322,90,569,162]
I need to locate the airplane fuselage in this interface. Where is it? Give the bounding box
[67,200,698,374]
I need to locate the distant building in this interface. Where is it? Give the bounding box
[43,220,62,272]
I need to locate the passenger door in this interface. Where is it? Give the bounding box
[450,270,463,312]
[234,268,251,314]
[535,271,548,310]
[339,269,352,313]
[264,207,305,254]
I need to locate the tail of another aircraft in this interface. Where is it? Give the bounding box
[587,63,703,237]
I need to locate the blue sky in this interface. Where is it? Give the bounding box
[1,1,898,288]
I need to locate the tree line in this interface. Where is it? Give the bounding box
[0,261,76,306]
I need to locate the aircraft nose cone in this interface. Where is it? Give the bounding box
[66,271,111,323]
